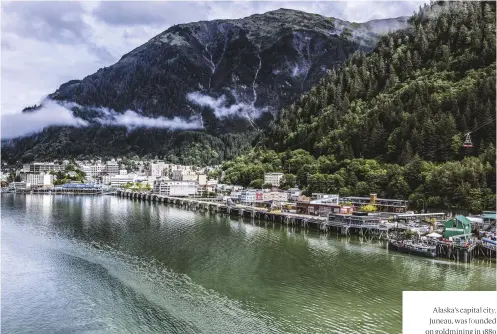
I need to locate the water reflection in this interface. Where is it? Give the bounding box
[1,194,495,334]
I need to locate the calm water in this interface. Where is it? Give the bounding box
[1,194,495,334]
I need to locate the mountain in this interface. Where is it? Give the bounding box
[216,1,496,211]
[264,1,496,164]
[2,9,408,164]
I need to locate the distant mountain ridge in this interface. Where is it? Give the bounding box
[3,9,409,164]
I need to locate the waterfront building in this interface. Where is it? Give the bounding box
[297,197,353,216]
[205,180,218,193]
[106,160,119,176]
[339,194,408,213]
[12,181,27,190]
[51,183,102,195]
[286,188,302,201]
[264,173,284,187]
[110,175,135,187]
[239,191,256,204]
[25,173,54,187]
[482,211,496,227]
[443,216,473,239]
[263,191,289,202]
[153,180,197,197]
[239,190,263,204]
[328,212,382,227]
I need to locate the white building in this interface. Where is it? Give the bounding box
[153,180,197,197]
[119,169,128,175]
[106,160,119,176]
[110,175,135,187]
[82,164,106,177]
[197,174,207,186]
[239,190,256,204]
[171,169,197,181]
[264,173,284,187]
[23,162,63,173]
[25,173,54,187]
[287,188,302,201]
[263,191,289,202]
[101,175,111,185]
[311,194,339,203]
[150,162,168,178]
[12,181,27,190]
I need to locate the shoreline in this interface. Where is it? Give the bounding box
[3,191,495,263]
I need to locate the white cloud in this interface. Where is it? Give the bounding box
[0,100,88,139]
[0,99,204,139]
[95,109,203,130]
[1,0,427,120]
[187,92,265,119]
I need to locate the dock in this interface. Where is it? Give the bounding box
[115,190,495,263]
[116,190,327,229]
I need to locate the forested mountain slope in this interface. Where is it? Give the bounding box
[265,1,496,164]
[1,9,408,165]
[217,2,496,212]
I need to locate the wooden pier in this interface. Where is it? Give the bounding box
[115,190,327,230]
[115,190,495,263]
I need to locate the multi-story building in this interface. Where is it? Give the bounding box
[119,169,128,175]
[82,164,106,177]
[197,174,207,186]
[23,162,63,173]
[264,173,284,187]
[263,191,289,203]
[171,170,197,181]
[239,190,263,204]
[110,175,135,187]
[286,188,302,201]
[106,160,119,176]
[150,162,168,178]
[205,180,218,193]
[153,180,197,197]
[25,173,54,187]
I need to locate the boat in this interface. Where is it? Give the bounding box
[388,239,437,258]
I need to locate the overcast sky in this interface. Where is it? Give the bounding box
[1,1,427,116]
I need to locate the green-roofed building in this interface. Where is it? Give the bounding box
[443,215,473,239]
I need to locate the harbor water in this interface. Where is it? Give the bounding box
[2,194,496,334]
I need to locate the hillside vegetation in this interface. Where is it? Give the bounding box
[220,2,496,212]
[266,1,495,163]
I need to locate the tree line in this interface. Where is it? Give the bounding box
[265,1,496,164]
[218,147,496,212]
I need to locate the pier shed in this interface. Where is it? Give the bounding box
[443,215,472,239]
[482,211,496,225]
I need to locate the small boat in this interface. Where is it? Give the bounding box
[388,239,437,258]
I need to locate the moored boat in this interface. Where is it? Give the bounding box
[388,239,437,258]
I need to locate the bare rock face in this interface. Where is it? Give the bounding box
[48,9,407,130]
[5,9,408,164]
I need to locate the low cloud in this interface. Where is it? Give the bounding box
[187,91,265,119]
[1,99,88,139]
[1,99,204,140]
[95,109,203,130]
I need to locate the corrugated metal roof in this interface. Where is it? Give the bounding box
[455,215,472,225]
